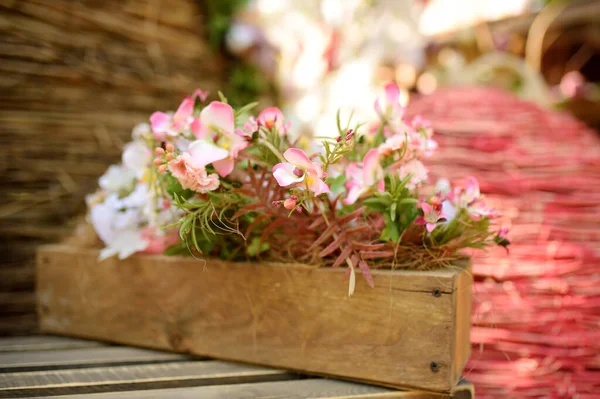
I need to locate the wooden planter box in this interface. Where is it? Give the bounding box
[36,244,472,393]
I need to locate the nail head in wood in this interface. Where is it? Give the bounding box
[430,361,440,372]
[432,288,441,297]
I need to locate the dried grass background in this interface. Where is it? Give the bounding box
[0,0,224,335]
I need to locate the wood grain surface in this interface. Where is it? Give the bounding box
[0,335,103,352]
[36,245,472,393]
[0,335,474,398]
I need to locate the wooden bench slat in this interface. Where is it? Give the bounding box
[0,361,296,398]
[0,347,191,372]
[30,379,443,399]
[0,335,105,352]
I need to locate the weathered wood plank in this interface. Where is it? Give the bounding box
[37,245,471,393]
[0,335,104,352]
[0,360,296,397]
[34,378,467,399]
[451,269,472,385]
[0,347,191,372]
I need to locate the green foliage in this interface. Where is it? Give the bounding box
[363,175,418,242]
[246,236,270,257]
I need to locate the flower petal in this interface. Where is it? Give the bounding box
[150,112,171,133]
[345,162,362,182]
[426,223,437,233]
[414,216,426,225]
[229,133,249,158]
[283,148,316,173]
[212,157,235,177]
[190,118,202,138]
[421,202,433,214]
[384,82,400,106]
[307,177,330,195]
[273,163,304,187]
[362,149,381,186]
[187,140,229,168]
[342,185,363,205]
[173,97,194,123]
[199,101,235,136]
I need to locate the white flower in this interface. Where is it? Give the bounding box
[98,230,149,261]
[132,123,152,140]
[441,200,457,224]
[122,141,151,179]
[98,165,136,194]
[435,179,451,196]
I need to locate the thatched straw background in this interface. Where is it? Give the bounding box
[0,0,224,335]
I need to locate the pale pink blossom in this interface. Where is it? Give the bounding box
[343,149,385,205]
[415,202,447,233]
[272,148,329,195]
[398,159,428,190]
[410,115,434,138]
[236,116,259,139]
[374,82,404,121]
[379,133,407,156]
[168,153,220,193]
[150,97,198,139]
[257,107,290,135]
[449,176,480,208]
[449,177,499,220]
[194,101,249,177]
[409,131,438,157]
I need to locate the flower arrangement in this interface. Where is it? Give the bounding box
[87,83,509,295]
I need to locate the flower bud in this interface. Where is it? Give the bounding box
[165,143,175,152]
[284,195,298,210]
[154,147,165,156]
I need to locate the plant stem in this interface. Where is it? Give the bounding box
[259,138,286,163]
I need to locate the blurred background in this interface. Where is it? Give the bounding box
[1,0,599,397]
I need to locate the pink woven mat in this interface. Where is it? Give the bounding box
[406,88,600,398]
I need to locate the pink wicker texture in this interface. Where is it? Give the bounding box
[406,88,600,398]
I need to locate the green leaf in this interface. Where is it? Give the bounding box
[163,242,190,256]
[235,102,259,118]
[390,202,397,222]
[327,174,346,196]
[247,236,270,257]
[218,91,228,104]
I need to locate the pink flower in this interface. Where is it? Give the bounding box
[168,153,220,193]
[236,116,259,139]
[192,89,209,102]
[410,115,433,138]
[150,97,197,139]
[194,101,249,177]
[415,202,447,233]
[343,149,385,205]
[498,226,509,240]
[374,82,404,121]
[398,159,428,190]
[379,134,407,156]
[272,148,329,195]
[449,177,499,220]
[409,131,438,157]
[450,176,480,208]
[257,107,290,135]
